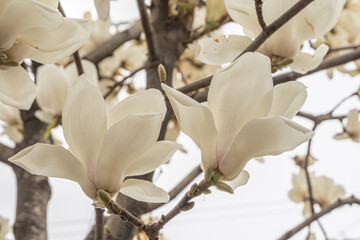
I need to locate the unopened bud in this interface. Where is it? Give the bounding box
[181,201,195,211]
[0,52,8,60]
[215,181,234,194]
[0,59,19,67]
[158,64,167,83]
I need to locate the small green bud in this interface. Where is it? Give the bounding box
[215,181,234,194]
[181,201,195,211]
[104,225,111,234]
[202,189,211,194]
[188,183,197,195]
[0,59,19,67]
[211,170,222,183]
[0,52,8,60]
[158,64,167,83]
[277,58,294,67]
[204,167,213,183]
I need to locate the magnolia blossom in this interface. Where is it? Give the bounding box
[35,60,98,124]
[10,76,180,202]
[81,11,112,55]
[0,216,10,240]
[0,102,23,143]
[94,0,110,20]
[334,109,360,142]
[196,0,345,74]
[162,52,314,190]
[289,170,345,217]
[0,0,91,109]
[99,39,147,77]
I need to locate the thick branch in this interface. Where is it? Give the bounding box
[0,144,14,164]
[278,196,360,240]
[85,21,143,64]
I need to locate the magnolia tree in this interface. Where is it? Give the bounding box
[1,0,360,239]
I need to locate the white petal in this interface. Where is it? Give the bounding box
[345,109,360,133]
[95,0,110,20]
[219,116,314,179]
[0,66,36,110]
[224,0,260,38]
[15,18,91,64]
[120,179,169,203]
[0,0,62,50]
[36,64,68,115]
[108,89,166,129]
[95,114,163,192]
[62,75,107,169]
[293,0,345,41]
[223,170,250,191]
[34,110,56,124]
[0,101,21,123]
[290,44,329,74]
[208,52,273,158]
[9,143,97,199]
[162,84,218,170]
[37,0,59,9]
[268,81,307,119]
[65,60,99,87]
[196,35,252,65]
[206,0,228,23]
[2,126,23,143]
[123,141,181,177]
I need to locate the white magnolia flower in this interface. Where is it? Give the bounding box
[0,102,23,143]
[162,52,313,190]
[334,109,360,142]
[196,0,345,74]
[289,170,345,217]
[35,60,98,124]
[0,216,10,240]
[0,0,91,110]
[94,0,110,20]
[10,75,180,202]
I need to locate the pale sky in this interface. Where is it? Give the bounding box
[1,1,360,240]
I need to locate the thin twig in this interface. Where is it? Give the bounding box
[278,196,360,240]
[147,165,202,211]
[254,0,267,31]
[58,2,84,75]
[103,67,144,99]
[237,0,314,58]
[95,208,104,240]
[328,44,360,54]
[136,0,159,62]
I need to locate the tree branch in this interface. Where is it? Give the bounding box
[278,196,360,240]
[85,21,143,64]
[254,0,266,31]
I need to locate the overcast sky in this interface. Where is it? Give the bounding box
[1,1,360,240]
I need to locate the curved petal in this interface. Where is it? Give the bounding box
[0,66,36,110]
[15,18,91,64]
[37,0,59,9]
[34,110,55,124]
[223,170,250,191]
[120,179,169,203]
[0,101,20,123]
[206,0,228,23]
[0,0,62,50]
[108,89,166,129]
[268,81,307,119]
[123,141,181,177]
[345,109,360,133]
[62,75,107,170]
[95,0,110,20]
[290,44,329,74]
[95,114,163,192]
[293,0,345,41]
[224,0,260,38]
[219,116,314,179]
[2,126,23,143]
[196,35,252,65]
[162,84,218,169]
[208,52,273,157]
[36,64,68,115]
[9,143,97,199]
[65,60,99,87]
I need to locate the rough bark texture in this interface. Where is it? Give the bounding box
[12,103,51,240]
